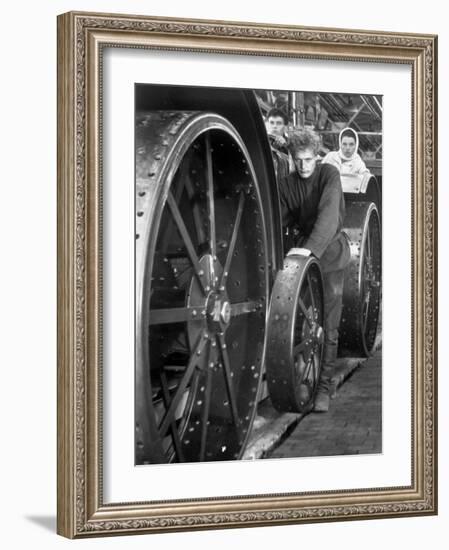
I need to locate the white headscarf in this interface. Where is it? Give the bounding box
[338,127,359,161]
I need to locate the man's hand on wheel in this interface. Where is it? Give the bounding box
[287,247,311,257]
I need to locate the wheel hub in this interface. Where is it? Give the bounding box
[206,292,231,333]
[313,324,324,346]
[187,254,232,346]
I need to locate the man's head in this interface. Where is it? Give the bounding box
[288,128,321,179]
[266,108,288,136]
[339,128,358,159]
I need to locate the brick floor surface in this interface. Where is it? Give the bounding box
[268,351,382,458]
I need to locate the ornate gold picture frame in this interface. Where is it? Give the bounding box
[57,11,437,538]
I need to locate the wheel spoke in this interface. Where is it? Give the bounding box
[149,306,202,325]
[184,175,207,246]
[313,353,321,383]
[158,335,207,437]
[159,158,190,251]
[362,314,368,336]
[167,191,207,294]
[362,300,370,334]
[230,300,260,317]
[199,346,213,461]
[221,192,245,287]
[205,133,217,261]
[293,340,307,357]
[365,221,371,259]
[306,271,317,318]
[297,297,313,327]
[160,371,185,462]
[301,356,314,384]
[217,334,241,429]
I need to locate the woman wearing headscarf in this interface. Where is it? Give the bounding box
[322,127,369,176]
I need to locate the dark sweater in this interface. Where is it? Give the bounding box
[279,164,350,272]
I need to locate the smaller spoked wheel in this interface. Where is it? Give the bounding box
[340,201,381,356]
[266,256,324,413]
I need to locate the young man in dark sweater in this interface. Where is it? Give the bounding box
[279,129,351,412]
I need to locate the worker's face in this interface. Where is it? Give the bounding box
[267,116,286,136]
[341,136,357,158]
[293,148,317,179]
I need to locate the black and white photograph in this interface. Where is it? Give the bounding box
[51,7,436,541]
[135,85,383,465]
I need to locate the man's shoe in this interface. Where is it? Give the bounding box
[313,387,330,412]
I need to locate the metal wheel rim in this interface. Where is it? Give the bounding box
[340,201,381,356]
[358,205,382,354]
[266,256,324,413]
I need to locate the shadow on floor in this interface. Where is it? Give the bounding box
[25,515,56,533]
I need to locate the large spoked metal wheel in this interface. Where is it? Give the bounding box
[339,202,381,356]
[266,256,324,413]
[135,111,269,464]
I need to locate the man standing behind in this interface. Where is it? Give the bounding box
[266,107,291,181]
[279,129,351,412]
[266,107,290,156]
